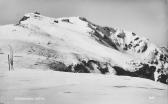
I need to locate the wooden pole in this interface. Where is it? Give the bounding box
[8,54,10,71]
[8,45,14,71]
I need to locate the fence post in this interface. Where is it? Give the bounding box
[8,54,10,71]
[8,45,14,71]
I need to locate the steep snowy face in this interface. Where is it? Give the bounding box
[0,12,168,84]
[78,17,168,84]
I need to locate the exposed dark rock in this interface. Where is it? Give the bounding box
[123,44,128,50]
[74,62,90,73]
[117,32,125,39]
[133,44,139,48]
[54,20,58,23]
[133,65,156,80]
[62,19,72,24]
[134,37,139,41]
[48,59,110,74]
[98,63,109,74]
[34,15,40,18]
[73,60,109,74]
[154,49,158,55]
[103,35,118,50]
[141,44,148,52]
[19,16,30,24]
[160,54,164,61]
[132,32,136,36]
[87,60,101,73]
[79,17,97,27]
[48,61,71,72]
[157,74,168,84]
[79,17,87,22]
[89,25,118,50]
[154,60,158,65]
[34,11,40,15]
[128,44,132,49]
[112,66,131,76]
[113,65,156,81]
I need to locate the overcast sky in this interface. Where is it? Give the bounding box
[0,0,167,46]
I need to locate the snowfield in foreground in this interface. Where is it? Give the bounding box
[0,69,167,104]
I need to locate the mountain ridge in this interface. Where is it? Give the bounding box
[0,12,167,84]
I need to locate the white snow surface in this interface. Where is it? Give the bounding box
[0,13,134,69]
[0,13,167,78]
[0,13,168,78]
[0,12,168,104]
[0,69,167,104]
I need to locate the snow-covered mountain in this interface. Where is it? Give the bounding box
[0,12,167,84]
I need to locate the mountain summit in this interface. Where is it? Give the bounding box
[0,12,167,84]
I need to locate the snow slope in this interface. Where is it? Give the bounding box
[0,12,168,104]
[0,12,167,84]
[0,70,167,104]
